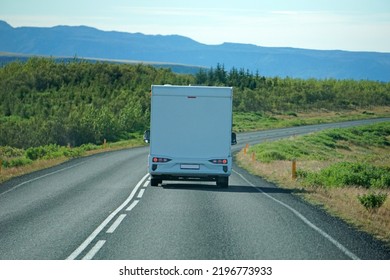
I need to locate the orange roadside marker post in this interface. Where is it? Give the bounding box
[292,159,297,179]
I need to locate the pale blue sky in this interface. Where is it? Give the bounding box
[1,0,390,52]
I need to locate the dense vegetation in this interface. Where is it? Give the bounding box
[0,58,193,148]
[1,59,389,150]
[196,64,390,112]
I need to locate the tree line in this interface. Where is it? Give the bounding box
[0,58,193,148]
[1,58,389,149]
[195,64,390,112]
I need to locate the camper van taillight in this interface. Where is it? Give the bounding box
[209,159,228,165]
[152,157,172,163]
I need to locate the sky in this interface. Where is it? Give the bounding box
[1,0,390,52]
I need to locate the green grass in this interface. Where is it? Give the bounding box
[233,111,313,132]
[1,136,145,170]
[298,162,390,189]
[249,133,344,162]
[250,122,390,162]
[233,112,277,131]
[248,122,390,189]
[232,109,390,133]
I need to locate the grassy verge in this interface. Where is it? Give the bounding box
[0,136,145,184]
[233,106,390,132]
[236,121,390,244]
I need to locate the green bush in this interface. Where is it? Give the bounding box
[25,146,47,160]
[63,147,84,158]
[1,143,93,170]
[25,144,86,161]
[3,157,33,168]
[300,162,390,188]
[79,143,99,151]
[357,192,388,210]
[0,146,24,158]
[25,144,62,160]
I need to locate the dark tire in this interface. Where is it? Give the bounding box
[151,178,159,186]
[216,177,229,188]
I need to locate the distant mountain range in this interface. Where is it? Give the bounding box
[1,20,390,81]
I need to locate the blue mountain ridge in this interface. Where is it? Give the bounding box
[1,20,389,81]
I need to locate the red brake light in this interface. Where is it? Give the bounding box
[152,157,171,163]
[209,159,228,165]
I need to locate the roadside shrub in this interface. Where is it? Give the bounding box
[63,147,84,158]
[358,192,388,211]
[25,146,47,160]
[24,144,87,161]
[3,157,33,168]
[79,143,99,151]
[0,146,24,158]
[300,162,390,188]
[1,143,90,170]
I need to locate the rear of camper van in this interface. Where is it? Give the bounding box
[146,85,234,188]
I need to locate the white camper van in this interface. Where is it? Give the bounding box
[144,85,236,188]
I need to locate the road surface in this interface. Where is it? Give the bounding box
[0,118,389,260]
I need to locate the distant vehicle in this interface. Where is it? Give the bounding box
[144,85,236,187]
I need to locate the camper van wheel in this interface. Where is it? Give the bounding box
[217,177,229,188]
[151,178,160,187]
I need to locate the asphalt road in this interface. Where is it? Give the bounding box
[0,118,389,260]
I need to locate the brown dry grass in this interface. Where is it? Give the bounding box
[0,157,68,183]
[0,141,145,184]
[236,150,390,244]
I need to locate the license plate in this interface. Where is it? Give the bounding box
[180,164,200,170]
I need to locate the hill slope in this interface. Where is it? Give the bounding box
[1,20,390,81]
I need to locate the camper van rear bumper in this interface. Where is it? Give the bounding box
[148,156,232,178]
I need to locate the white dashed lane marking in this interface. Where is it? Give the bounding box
[126,200,139,211]
[66,173,149,260]
[106,214,127,234]
[137,188,145,198]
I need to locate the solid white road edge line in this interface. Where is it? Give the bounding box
[232,169,360,260]
[0,161,88,198]
[106,214,127,234]
[82,240,106,260]
[66,173,150,260]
